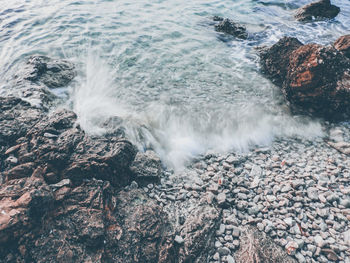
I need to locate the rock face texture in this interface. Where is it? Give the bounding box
[213,17,248,39]
[2,108,137,187]
[235,226,297,263]
[130,150,162,186]
[334,35,350,59]
[260,36,350,120]
[178,203,221,263]
[0,177,174,263]
[17,55,76,89]
[295,0,340,22]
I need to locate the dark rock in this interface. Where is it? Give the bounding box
[214,18,248,40]
[235,226,297,263]
[0,97,43,147]
[178,203,221,263]
[295,0,340,22]
[334,35,350,58]
[16,55,76,89]
[0,176,54,247]
[130,150,162,186]
[3,109,137,187]
[0,178,176,263]
[259,37,303,86]
[105,189,175,263]
[260,37,350,120]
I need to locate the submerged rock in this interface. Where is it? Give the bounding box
[214,17,248,40]
[17,55,76,89]
[295,0,340,22]
[260,36,350,120]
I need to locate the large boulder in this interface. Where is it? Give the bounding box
[2,109,137,187]
[294,0,340,22]
[259,37,303,86]
[260,37,350,120]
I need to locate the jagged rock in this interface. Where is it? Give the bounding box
[0,83,58,111]
[334,35,350,59]
[259,37,303,86]
[214,17,248,39]
[0,97,43,147]
[235,226,297,263]
[295,0,340,22]
[0,179,176,263]
[285,43,350,119]
[178,203,221,262]
[0,176,54,248]
[2,109,137,187]
[16,55,76,89]
[106,189,175,263]
[260,37,350,120]
[130,150,162,186]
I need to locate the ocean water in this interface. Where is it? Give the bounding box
[0,0,349,169]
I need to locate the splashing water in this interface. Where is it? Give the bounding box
[1,0,349,169]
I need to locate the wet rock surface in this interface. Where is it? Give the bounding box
[17,55,76,89]
[295,0,340,22]
[260,36,350,120]
[2,108,137,187]
[334,35,350,59]
[213,16,248,40]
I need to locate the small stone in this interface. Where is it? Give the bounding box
[227,255,235,263]
[266,195,276,202]
[295,252,306,263]
[217,193,226,206]
[285,241,298,255]
[217,247,230,256]
[314,235,325,248]
[174,235,184,244]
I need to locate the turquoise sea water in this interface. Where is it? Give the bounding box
[0,0,349,168]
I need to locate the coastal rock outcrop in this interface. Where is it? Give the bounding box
[294,0,340,22]
[213,16,248,40]
[260,36,350,119]
[0,178,175,262]
[2,108,138,187]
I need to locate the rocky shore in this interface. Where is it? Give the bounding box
[1,1,350,262]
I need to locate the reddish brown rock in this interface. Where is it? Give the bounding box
[0,176,53,247]
[295,0,340,22]
[260,37,350,120]
[259,37,303,86]
[334,35,350,58]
